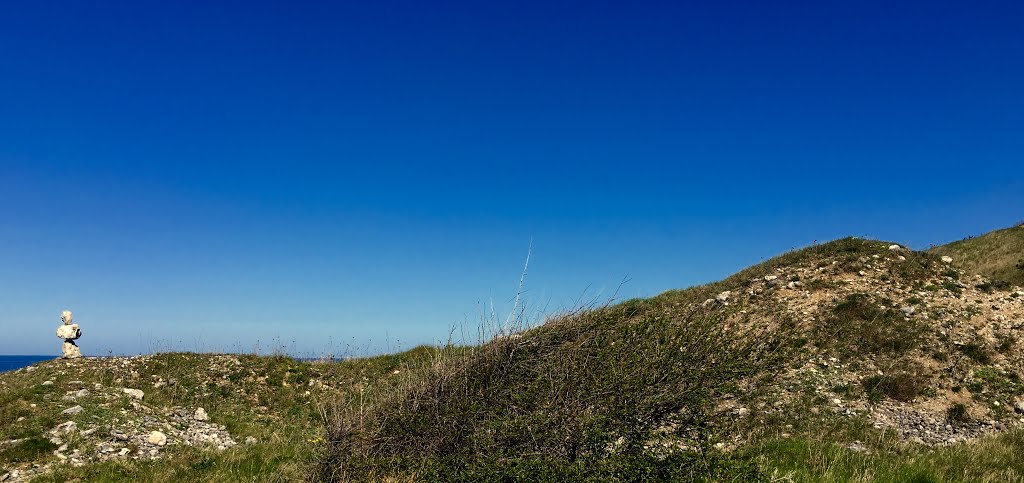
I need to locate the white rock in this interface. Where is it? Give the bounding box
[147,431,167,446]
[941,256,953,263]
[193,407,209,421]
[764,275,778,281]
[715,291,731,303]
[847,441,868,452]
[888,244,902,251]
[53,421,77,435]
[56,310,83,358]
[61,341,82,359]
[56,324,81,340]
[122,388,145,400]
[62,405,84,416]
[41,380,54,386]
[244,436,257,445]
[901,306,915,316]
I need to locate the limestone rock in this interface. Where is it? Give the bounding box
[56,310,84,359]
[122,388,145,400]
[62,405,84,416]
[56,324,81,340]
[62,341,82,359]
[716,291,731,303]
[941,256,953,263]
[193,407,209,421]
[147,431,167,446]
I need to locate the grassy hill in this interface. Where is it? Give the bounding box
[4,230,1024,482]
[931,224,1024,287]
[319,237,1024,481]
[0,349,441,482]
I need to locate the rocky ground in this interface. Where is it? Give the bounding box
[0,349,429,482]
[1,356,242,481]
[3,234,1023,481]
[703,240,1024,450]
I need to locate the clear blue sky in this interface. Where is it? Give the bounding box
[2,1,1022,356]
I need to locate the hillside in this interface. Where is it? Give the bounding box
[320,237,1024,481]
[931,224,1024,286]
[0,349,440,482]
[4,232,1024,482]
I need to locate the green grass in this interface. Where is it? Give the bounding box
[312,236,997,481]
[6,232,1023,481]
[861,373,928,402]
[821,293,925,356]
[932,225,1024,286]
[749,430,1024,482]
[317,307,793,481]
[0,348,440,482]
[0,437,57,464]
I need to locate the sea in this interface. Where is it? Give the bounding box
[0,355,55,373]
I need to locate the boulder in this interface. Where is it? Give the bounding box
[122,388,145,400]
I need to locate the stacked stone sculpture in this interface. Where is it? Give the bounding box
[56,310,82,359]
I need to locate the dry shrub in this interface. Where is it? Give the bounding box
[315,304,788,481]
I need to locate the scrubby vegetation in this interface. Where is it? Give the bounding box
[824,293,923,356]
[4,231,1024,482]
[318,308,790,481]
[314,235,1024,481]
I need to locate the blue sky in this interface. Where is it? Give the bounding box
[2,1,1022,356]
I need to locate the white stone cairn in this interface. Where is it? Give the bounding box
[56,309,82,359]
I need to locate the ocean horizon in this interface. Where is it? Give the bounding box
[0,355,56,373]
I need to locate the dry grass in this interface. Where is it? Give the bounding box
[316,304,790,481]
[931,225,1024,286]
